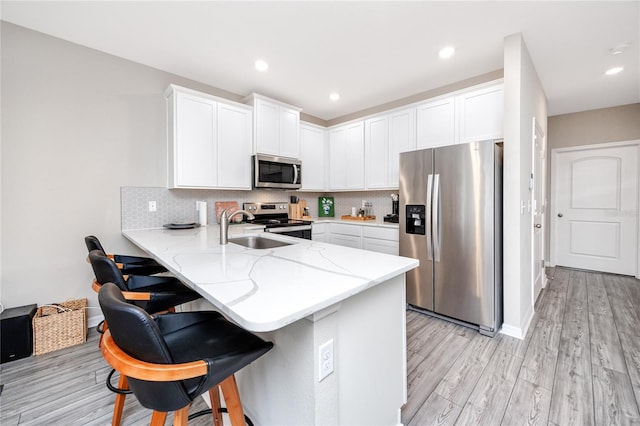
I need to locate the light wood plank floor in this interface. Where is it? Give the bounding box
[404,267,640,426]
[2,267,639,425]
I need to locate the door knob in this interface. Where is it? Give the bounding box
[557,213,563,218]
[534,224,542,228]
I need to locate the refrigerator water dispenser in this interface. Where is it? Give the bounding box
[405,205,425,235]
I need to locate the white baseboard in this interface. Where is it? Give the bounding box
[88,313,104,329]
[500,305,534,340]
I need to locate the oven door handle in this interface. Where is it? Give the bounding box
[265,225,312,233]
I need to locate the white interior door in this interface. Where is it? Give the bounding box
[532,120,546,303]
[553,143,638,275]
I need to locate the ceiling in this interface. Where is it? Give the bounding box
[2,1,638,121]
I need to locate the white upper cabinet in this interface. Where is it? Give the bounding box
[416,97,456,149]
[388,107,416,187]
[166,85,252,189]
[456,84,504,143]
[245,94,302,159]
[416,81,503,149]
[365,115,391,189]
[299,123,326,191]
[329,121,365,190]
[216,102,253,189]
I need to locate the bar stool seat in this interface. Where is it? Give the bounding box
[98,283,273,426]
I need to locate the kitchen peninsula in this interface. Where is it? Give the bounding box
[123,226,418,425]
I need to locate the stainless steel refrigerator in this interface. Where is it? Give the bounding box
[399,140,502,336]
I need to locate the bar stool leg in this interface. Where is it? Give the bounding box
[173,405,190,426]
[112,374,128,426]
[150,410,168,426]
[209,386,223,426]
[220,375,245,426]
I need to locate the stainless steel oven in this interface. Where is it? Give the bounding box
[244,202,312,240]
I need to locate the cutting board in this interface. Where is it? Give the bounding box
[341,215,376,221]
[214,201,242,223]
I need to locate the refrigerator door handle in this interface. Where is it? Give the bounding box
[433,174,441,262]
[426,174,433,260]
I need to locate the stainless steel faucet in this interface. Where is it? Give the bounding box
[220,207,255,245]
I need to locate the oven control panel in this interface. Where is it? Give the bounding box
[244,202,289,214]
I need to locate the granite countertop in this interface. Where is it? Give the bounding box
[123,225,417,332]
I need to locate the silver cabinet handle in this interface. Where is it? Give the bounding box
[534,224,542,228]
[557,213,563,218]
[433,174,441,262]
[426,174,433,261]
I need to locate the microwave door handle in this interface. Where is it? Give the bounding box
[293,164,298,185]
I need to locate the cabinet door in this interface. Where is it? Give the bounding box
[365,116,390,189]
[175,92,217,187]
[299,124,326,191]
[345,122,365,189]
[457,85,504,143]
[217,103,252,189]
[388,107,416,187]
[416,97,455,149]
[329,127,347,189]
[279,107,300,158]
[255,99,280,155]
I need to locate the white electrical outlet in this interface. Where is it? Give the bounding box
[148,201,157,212]
[319,339,334,381]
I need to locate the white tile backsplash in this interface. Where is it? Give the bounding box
[121,187,399,229]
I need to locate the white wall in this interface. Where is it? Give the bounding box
[502,33,548,338]
[0,22,242,319]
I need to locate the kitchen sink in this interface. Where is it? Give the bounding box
[228,235,292,249]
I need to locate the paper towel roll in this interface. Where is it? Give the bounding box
[197,201,207,226]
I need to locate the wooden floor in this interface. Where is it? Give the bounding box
[404,267,640,426]
[1,267,639,425]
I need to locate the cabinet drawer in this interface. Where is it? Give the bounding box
[362,226,398,241]
[330,234,362,249]
[363,238,399,255]
[313,234,328,243]
[330,223,363,237]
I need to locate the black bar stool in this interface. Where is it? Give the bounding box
[85,235,168,276]
[98,283,273,426]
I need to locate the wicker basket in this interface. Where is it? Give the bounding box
[33,298,88,355]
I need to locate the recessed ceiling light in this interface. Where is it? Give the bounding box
[329,93,340,101]
[254,60,269,72]
[438,46,455,59]
[605,66,624,76]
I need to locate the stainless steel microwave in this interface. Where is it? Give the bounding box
[253,154,302,190]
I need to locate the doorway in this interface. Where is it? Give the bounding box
[550,141,639,276]
[532,119,546,303]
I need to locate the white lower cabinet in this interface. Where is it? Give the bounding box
[362,227,399,255]
[312,223,328,242]
[322,222,399,254]
[329,223,363,249]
